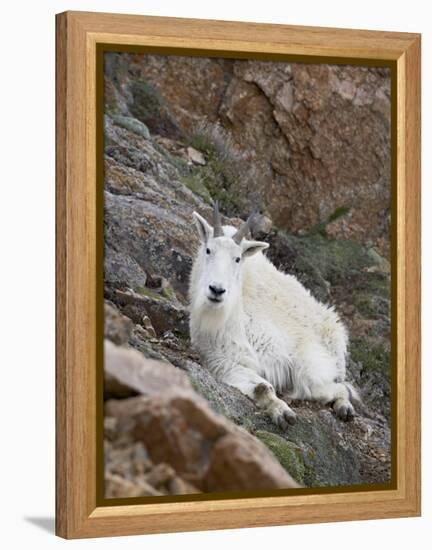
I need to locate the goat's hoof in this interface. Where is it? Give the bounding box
[334,401,355,422]
[277,409,297,430]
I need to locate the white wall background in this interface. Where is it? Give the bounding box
[1,0,430,547]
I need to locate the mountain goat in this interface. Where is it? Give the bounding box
[189,202,359,430]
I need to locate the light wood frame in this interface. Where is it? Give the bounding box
[56,10,421,539]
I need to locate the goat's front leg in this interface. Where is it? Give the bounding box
[254,382,297,429]
[223,366,297,430]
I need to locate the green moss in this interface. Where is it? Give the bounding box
[135,286,163,301]
[350,339,390,376]
[136,284,180,305]
[255,431,305,484]
[160,285,177,302]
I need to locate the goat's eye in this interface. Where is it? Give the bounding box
[235,257,241,263]
[206,248,211,255]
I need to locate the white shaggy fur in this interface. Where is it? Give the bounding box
[189,212,359,429]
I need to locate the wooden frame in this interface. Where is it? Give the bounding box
[56,10,421,539]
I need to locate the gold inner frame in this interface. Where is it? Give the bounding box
[95,43,399,508]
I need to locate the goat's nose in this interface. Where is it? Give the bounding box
[209,284,226,296]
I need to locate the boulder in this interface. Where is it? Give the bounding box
[105,472,161,498]
[104,301,133,346]
[104,339,192,398]
[187,146,206,166]
[106,388,299,491]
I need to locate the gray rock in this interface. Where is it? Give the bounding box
[105,287,189,338]
[181,360,388,487]
[187,146,206,166]
[104,247,147,292]
[104,301,133,346]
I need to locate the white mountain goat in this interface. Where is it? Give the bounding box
[189,202,359,430]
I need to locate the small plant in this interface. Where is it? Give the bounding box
[189,121,238,162]
[180,173,213,204]
[189,133,217,156]
[308,206,351,237]
[187,121,247,215]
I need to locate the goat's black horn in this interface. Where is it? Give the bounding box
[232,208,258,244]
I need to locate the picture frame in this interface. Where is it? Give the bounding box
[55,10,421,539]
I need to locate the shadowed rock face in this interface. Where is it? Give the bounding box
[105,53,391,257]
[103,54,392,494]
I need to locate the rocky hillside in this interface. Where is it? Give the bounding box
[105,52,391,256]
[103,53,392,498]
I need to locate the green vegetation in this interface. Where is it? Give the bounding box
[160,285,178,302]
[308,206,351,237]
[136,283,180,306]
[129,80,182,139]
[180,173,213,204]
[283,232,376,281]
[136,286,162,301]
[350,338,390,377]
[185,147,242,215]
[184,123,248,215]
[277,231,372,285]
[111,115,151,140]
[189,133,219,157]
[256,431,305,484]
[130,80,164,121]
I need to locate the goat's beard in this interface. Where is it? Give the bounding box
[193,288,233,317]
[190,285,243,338]
[198,289,226,310]
[206,297,225,309]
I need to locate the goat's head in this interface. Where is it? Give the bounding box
[191,202,269,313]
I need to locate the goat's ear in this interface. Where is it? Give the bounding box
[192,211,212,243]
[241,239,269,258]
